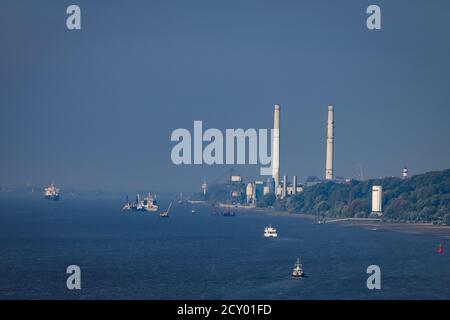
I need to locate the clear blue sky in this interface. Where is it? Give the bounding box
[1,0,450,192]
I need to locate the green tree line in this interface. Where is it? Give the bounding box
[282,169,450,224]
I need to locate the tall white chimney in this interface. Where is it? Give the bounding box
[325,105,334,180]
[272,105,280,189]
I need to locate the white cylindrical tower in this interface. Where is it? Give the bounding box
[325,105,334,180]
[246,183,254,204]
[372,186,382,215]
[272,105,280,188]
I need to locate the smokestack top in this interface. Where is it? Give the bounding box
[275,104,280,110]
[328,105,333,111]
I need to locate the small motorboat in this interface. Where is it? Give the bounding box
[291,257,305,278]
[160,201,172,218]
[122,196,132,211]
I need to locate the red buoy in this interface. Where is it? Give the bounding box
[437,244,443,253]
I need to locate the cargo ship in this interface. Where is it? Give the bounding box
[127,193,158,212]
[44,184,60,201]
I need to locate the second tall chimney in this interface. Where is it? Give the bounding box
[272,104,280,188]
[325,105,334,180]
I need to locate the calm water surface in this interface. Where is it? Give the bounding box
[0,193,449,299]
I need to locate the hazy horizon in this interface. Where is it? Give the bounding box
[1,0,450,192]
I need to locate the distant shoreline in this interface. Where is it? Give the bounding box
[228,206,450,239]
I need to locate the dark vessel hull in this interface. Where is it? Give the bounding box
[45,195,60,201]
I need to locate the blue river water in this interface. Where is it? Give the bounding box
[0,193,449,300]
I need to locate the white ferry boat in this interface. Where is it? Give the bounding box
[263,225,278,238]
